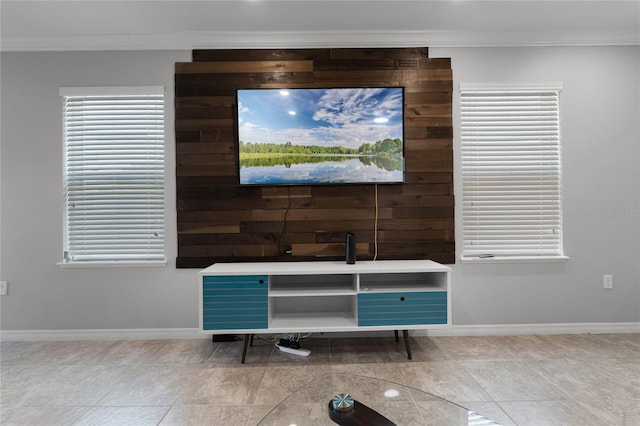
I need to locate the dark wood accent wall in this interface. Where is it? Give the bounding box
[175,48,454,268]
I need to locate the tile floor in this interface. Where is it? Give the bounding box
[1,333,638,425]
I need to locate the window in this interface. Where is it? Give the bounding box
[60,86,165,264]
[460,83,565,261]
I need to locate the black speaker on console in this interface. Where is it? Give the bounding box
[345,232,356,264]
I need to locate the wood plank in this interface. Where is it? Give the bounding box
[404,103,452,119]
[314,231,375,244]
[176,165,236,177]
[291,243,369,257]
[176,142,235,155]
[176,176,238,187]
[378,195,454,208]
[193,48,331,62]
[404,172,454,184]
[252,208,393,221]
[314,196,376,209]
[177,153,235,167]
[404,126,453,139]
[242,220,376,233]
[178,197,314,212]
[313,58,419,71]
[378,230,453,242]
[262,186,312,199]
[405,150,453,164]
[392,206,454,219]
[175,72,315,96]
[415,68,453,81]
[181,255,314,265]
[404,138,453,151]
[176,257,216,268]
[178,223,241,234]
[404,157,453,172]
[329,47,428,60]
[399,183,453,196]
[178,186,262,200]
[405,117,452,127]
[179,244,279,258]
[175,106,233,120]
[201,129,236,144]
[176,96,235,108]
[417,58,452,69]
[175,130,201,143]
[311,185,374,197]
[403,81,453,93]
[178,210,253,222]
[175,118,233,131]
[179,232,315,246]
[313,70,412,83]
[377,218,454,231]
[405,92,451,104]
[176,60,313,74]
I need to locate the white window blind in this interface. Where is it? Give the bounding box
[460,83,564,259]
[61,86,165,263]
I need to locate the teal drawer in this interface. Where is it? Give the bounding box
[202,307,268,330]
[203,275,267,290]
[203,296,267,306]
[203,288,267,297]
[202,275,268,330]
[359,291,446,305]
[358,291,447,326]
[203,318,268,330]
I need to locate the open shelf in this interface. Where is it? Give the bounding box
[269,273,356,297]
[270,312,357,330]
[359,271,448,292]
[270,287,356,297]
[269,294,357,328]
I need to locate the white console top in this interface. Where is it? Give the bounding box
[200,259,450,276]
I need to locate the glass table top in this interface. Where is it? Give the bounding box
[258,373,500,426]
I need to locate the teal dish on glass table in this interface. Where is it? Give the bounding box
[258,374,500,425]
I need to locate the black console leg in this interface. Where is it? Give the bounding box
[241,334,250,364]
[250,334,254,347]
[402,330,412,360]
[394,330,399,342]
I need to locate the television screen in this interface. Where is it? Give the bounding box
[236,87,405,185]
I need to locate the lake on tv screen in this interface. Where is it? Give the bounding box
[240,155,404,185]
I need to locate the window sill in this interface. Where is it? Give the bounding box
[57,260,167,268]
[461,255,570,264]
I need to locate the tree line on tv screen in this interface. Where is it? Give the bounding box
[239,138,403,157]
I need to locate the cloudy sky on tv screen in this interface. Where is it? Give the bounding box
[237,87,403,149]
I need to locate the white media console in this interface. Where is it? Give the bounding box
[199,259,451,361]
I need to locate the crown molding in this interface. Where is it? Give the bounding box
[2,29,639,52]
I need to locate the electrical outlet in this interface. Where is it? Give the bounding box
[603,275,613,290]
[0,281,7,296]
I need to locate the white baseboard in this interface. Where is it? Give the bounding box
[0,328,207,341]
[415,322,640,337]
[1,322,638,341]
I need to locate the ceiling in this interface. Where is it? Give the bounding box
[1,0,638,51]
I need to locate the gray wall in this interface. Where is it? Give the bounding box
[434,46,640,325]
[1,46,638,333]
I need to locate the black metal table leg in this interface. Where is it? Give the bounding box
[241,334,250,363]
[402,330,412,360]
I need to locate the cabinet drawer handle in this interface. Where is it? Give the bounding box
[259,279,265,284]
[400,297,405,301]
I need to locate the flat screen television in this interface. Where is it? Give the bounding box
[236,87,405,185]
